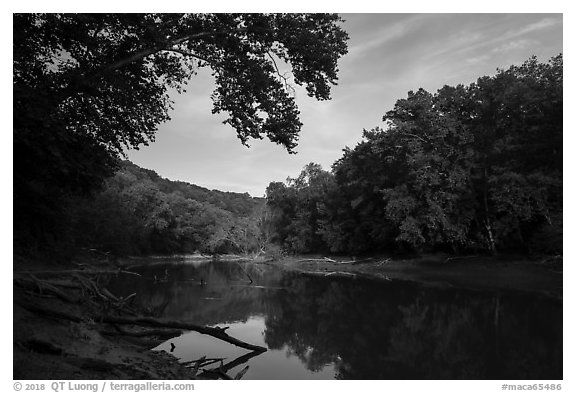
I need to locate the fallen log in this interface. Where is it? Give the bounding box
[198,350,262,379]
[233,261,254,284]
[296,270,357,279]
[202,369,232,380]
[94,315,267,352]
[19,302,266,352]
[182,357,225,366]
[14,269,141,277]
[105,325,183,339]
[296,257,337,263]
[338,257,374,265]
[190,356,206,377]
[15,277,78,304]
[234,365,250,380]
[214,350,263,373]
[183,358,224,368]
[19,302,83,322]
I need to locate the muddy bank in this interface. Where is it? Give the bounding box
[119,252,563,299]
[256,254,563,299]
[13,284,196,380]
[13,253,269,380]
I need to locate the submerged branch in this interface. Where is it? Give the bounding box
[199,350,263,379]
[95,315,267,352]
[19,301,266,352]
[105,325,183,339]
[234,261,253,284]
[14,269,141,277]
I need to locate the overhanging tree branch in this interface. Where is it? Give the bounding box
[105,28,253,72]
[267,51,295,95]
[162,48,211,65]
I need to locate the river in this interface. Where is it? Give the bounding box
[107,258,562,380]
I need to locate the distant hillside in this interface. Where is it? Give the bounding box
[122,161,264,217]
[70,161,266,256]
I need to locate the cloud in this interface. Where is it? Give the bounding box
[348,16,420,58]
[515,17,560,36]
[492,39,537,53]
[465,54,491,65]
[453,15,560,56]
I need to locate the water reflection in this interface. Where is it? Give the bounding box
[107,260,562,380]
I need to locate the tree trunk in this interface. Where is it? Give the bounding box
[482,167,497,255]
[484,219,497,256]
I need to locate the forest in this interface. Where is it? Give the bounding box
[69,161,266,256]
[265,55,563,257]
[15,53,562,261]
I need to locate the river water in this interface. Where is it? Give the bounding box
[107,258,562,380]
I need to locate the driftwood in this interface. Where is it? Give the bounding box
[93,315,267,352]
[17,274,140,316]
[105,324,183,339]
[20,302,83,322]
[190,356,206,377]
[202,369,233,380]
[297,270,357,279]
[214,350,262,373]
[233,261,254,284]
[338,257,374,265]
[444,255,480,263]
[20,301,266,353]
[198,350,263,379]
[14,269,141,277]
[183,357,225,369]
[296,256,375,265]
[234,366,250,379]
[296,257,337,263]
[15,276,78,304]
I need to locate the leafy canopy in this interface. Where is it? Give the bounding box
[264,55,562,255]
[14,13,349,155]
[13,13,348,250]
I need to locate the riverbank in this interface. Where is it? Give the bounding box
[13,253,272,380]
[14,252,562,379]
[13,270,197,379]
[119,252,563,299]
[13,254,205,380]
[254,253,563,300]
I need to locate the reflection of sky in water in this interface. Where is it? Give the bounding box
[155,316,336,380]
[108,260,563,380]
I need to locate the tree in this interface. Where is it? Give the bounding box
[328,130,410,253]
[464,56,563,253]
[379,87,476,251]
[13,13,349,251]
[267,55,562,256]
[264,163,334,253]
[330,55,562,254]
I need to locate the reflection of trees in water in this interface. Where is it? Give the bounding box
[108,263,561,379]
[385,294,487,379]
[107,261,284,326]
[263,276,400,376]
[263,275,562,379]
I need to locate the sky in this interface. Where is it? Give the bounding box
[123,14,559,198]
